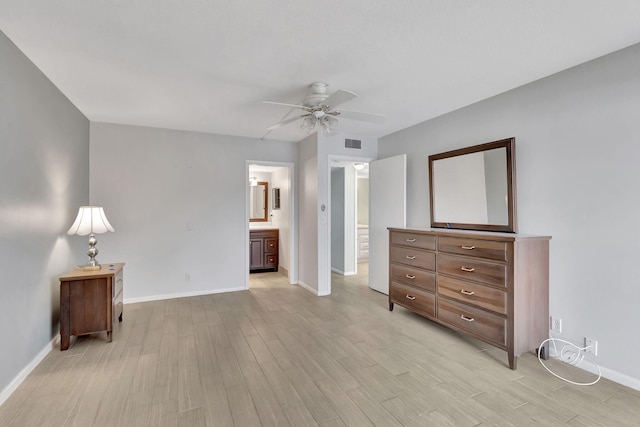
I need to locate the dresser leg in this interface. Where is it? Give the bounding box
[107,331,112,343]
[60,334,70,351]
[508,353,517,370]
[389,302,394,311]
[119,312,123,322]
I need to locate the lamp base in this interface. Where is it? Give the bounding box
[83,265,101,271]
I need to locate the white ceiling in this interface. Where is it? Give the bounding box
[2,1,640,143]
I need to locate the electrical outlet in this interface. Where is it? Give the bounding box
[550,316,562,333]
[585,338,598,356]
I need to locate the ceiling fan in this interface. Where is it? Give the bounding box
[262,82,385,134]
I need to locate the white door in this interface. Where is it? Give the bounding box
[368,154,407,294]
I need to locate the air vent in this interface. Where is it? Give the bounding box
[345,138,362,149]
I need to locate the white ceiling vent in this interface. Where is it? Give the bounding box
[345,138,362,149]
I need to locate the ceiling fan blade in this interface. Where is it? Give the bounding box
[334,109,386,123]
[267,114,309,130]
[261,100,312,112]
[323,89,357,108]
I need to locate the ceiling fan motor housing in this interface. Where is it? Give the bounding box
[302,82,330,107]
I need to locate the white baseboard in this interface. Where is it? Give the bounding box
[575,360,640,391]
[0,336,56,406]
[296,280,318,295]
[331,267,356,276]
[547,338,640,391]
[124,285,246,304]
[297,280,329,296]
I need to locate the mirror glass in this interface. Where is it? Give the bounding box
[250,181,269,222]
[429,138,516,233]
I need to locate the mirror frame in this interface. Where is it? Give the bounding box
[249,181,269,222]
[428,137,517,233]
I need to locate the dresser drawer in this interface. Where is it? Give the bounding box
[438,254,507,287]
[438,298,506,347]
[390,264,435,293]
[390,231,436,250]
[390,246,435,270]
[437,276,507,315]
[390,282,435,317]
[438,236,507,262]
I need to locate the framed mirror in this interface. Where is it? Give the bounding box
[428,137,517,233]
[250,181,269,222]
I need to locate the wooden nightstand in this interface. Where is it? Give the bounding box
[59,263,124,351]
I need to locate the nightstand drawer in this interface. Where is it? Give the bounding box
[390,282,435,318]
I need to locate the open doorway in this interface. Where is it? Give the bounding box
[246,161,296,289]
[329,160,369,281]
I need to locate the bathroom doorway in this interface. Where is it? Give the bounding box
[246,161,296,289]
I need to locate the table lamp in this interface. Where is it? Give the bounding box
[67,206,115,270]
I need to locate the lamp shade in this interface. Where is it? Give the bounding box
[67,206,115,236]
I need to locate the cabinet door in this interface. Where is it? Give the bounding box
[250,238,264,269]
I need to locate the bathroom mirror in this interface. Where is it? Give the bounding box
[249,181,269,222]
[428,137,517,233]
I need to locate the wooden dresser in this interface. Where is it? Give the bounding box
[59,263,124,350]
[388,228,550,369]
[250,229,279,273]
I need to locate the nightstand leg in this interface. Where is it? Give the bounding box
[119,312,123,322]
[60,282,70,351]
[107,331,112,343]
[389,301,394,311]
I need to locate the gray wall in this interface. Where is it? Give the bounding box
[89,122,298,301]
[331,168,345,273]
[298,133,319,293]
[379,42,640,385]
[0,30,89,396]
[357,178,369,225]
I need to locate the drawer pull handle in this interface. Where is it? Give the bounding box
[405,274,416,280]
[406,238,417,242]
[460,266,475,272]
[461,315,475,322]
[461,245,475,250]
[405,255,416,260]
[406,295,416,301]
[460,289,475,296]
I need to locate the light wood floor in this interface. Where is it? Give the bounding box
[1,265,639,426]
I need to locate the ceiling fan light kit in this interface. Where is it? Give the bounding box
[263,82,385,134]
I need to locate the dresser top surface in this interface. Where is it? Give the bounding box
[60,263,125,281]
[388,227,551,241]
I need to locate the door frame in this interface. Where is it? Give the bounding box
[326,154,375,295]
[245,160,297,289]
